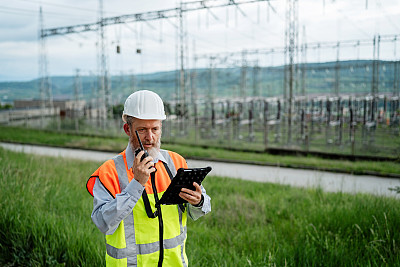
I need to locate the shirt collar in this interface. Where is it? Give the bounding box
[126,142,166,170]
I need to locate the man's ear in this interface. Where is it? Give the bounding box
[123,123,130,136]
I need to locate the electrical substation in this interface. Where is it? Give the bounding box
[4,0,400,159]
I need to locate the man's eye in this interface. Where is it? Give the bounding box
[137,129,146,134]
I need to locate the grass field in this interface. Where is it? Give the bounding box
[0,125,399,177]
[1,147,400,266]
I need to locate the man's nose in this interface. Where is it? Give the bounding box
[143,129,154,142]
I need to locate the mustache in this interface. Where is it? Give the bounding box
[129,136,161,150]
[142,142,154,145]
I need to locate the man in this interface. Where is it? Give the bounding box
[86,90,211,267]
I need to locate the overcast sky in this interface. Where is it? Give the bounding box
[0,0,399,82]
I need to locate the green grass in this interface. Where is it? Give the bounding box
[0,125,399,177]
[189,178,400,266]
[1,148,400,266]
[0,148,103,266]
[0,125,127,152]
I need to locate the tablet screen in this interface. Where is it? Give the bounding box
[159,166,212,205]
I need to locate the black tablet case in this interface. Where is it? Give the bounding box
[159,166,212,205]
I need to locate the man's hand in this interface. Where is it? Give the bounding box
[179,182,203,206]
[133,150,155,186]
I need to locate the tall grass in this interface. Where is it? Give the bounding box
[0,148,104,266]
[187,178,400,266]
[1,147,400,266]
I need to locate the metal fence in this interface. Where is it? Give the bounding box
[162,94,400,159]
[1,94,399,159]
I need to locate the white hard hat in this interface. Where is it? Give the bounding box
[122,90,166,121]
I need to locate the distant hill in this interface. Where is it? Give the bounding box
[1,60,398,105]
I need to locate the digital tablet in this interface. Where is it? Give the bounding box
[159,166,212,205]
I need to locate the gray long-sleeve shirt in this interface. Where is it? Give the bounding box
[91,144,211,235]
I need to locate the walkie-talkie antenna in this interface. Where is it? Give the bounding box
[135,130,145,151]
[134,130,150,163]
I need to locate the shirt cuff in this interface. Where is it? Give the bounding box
[193,194,204,207]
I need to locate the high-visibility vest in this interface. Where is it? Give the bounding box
[87,149,189,267]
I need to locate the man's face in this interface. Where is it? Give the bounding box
[128,118,162,158]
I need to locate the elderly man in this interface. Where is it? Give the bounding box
[86,90,211,267]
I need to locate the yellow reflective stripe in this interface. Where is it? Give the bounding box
[106,227,187,256]
[178,206,188,267]
[181,241,188,267]
[106,212,138,264]
[106,244,128,260]
[124,212,138,266]
[137,226,187,255]
[108,155,138,266]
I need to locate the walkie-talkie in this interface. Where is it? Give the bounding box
[134,130,149,162]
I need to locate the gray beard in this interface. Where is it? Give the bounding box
[130,136,161,160]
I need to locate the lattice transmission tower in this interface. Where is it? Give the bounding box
[38,7,53,127]
[284,0,298,144]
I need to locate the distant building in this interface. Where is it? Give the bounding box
[13,99,105,119]
[14,99,84,110]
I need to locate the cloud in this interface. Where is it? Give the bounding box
[0,0,400,82]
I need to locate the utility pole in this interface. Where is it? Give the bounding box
[335,42,340,96]
[192,53,199,141]
[209,56,216,101]
[39,6,53,128]
[98,0,111,126]
[74,69,81,132]
[89,70,96,121]
[301,25,306,96]
[191,41,198,107]
[372,35,380,97]
[395,61,399,97]
[240,50,248,99]
[179,3,187,132]
[285,0,298,144]
[252,61,260,97]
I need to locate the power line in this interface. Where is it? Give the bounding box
[226,2,283,38]
[0,5,94,20]
[14,0,124,16]
[0,8,35,17]
[376,0,400,32]
[15,0,97,13]
[39,0,271,57]
[187,4,280,47]
[41,0,270,37]
[336,9,372,39]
